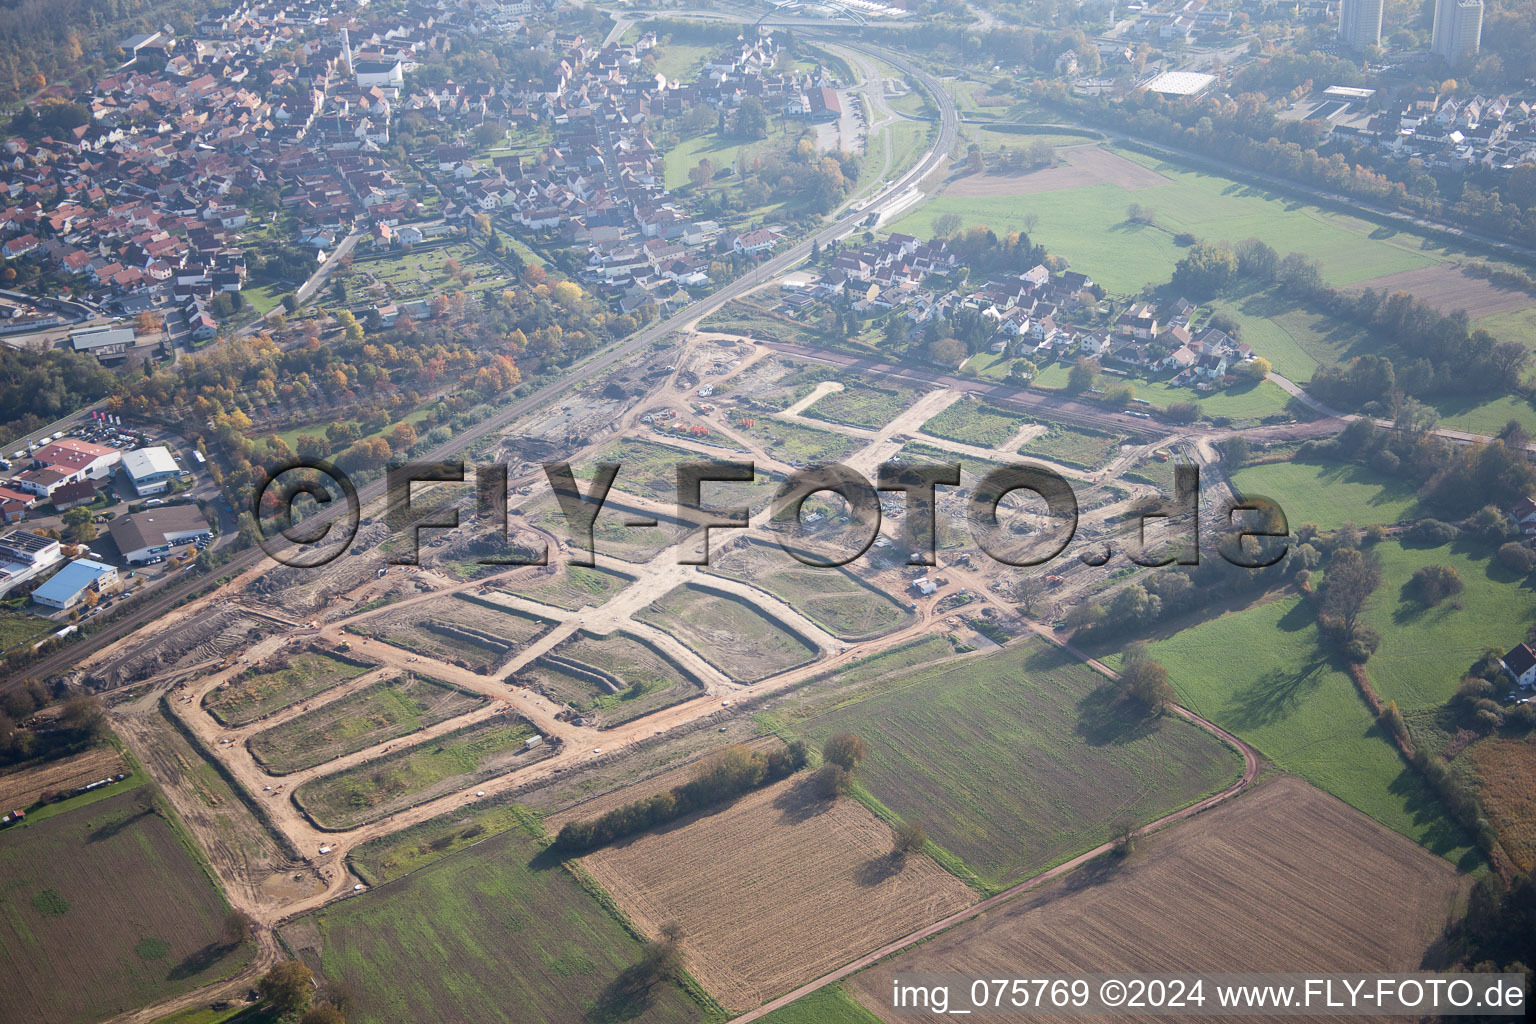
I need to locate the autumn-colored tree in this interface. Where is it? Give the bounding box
[258,961,314,1016]
[822,733,867,771]
[894,820,927,854]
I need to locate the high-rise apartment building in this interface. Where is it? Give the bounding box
[1431,0,1483,68]
[1338,0,1384,52]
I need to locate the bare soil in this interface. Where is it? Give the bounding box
[844,776,1467,1022]
[944,145,1170,198]
[580,774,976,1013]
[1348,265,1536,319]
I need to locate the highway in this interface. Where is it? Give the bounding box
[0,37,958,690]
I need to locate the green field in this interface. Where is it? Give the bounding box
[757,984,882,1024]
[292,714,541,830]
[203,649,372,727]
[0,789,253,1024]
[652,41,716,82]
[1114,596,1476,866]
[283,824,706,1024]
[793,637,1241,889]
[247,673,483,775]
[636,583,820,683]
[586,438,772,509]
[1122,377,1292,421]
[889,145,1448,295]
[1359,541,1536,711]
[1229,460,1422,531]
[920,399,1030,449]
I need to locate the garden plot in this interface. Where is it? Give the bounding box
[357,594,556,673]
[708,540,914,641]
[804,379,928,430]
[512,631,703,728]
[203,647,374,727]
[920,398,1032,450]
[521,493,699,564]
[740,416,862,465]
[292,712,547,830]
[247,673,485,775]
[1017,419,1128,471]
[636,583,821,684]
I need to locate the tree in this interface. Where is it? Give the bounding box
[1234,355,1271,382]
[894,820,927,854]
[1319,547,1382,643]
[1016,575,1044,615]
[1119,646,1175,714]
[222,909,252,948]
[735,96,768,139]
[1171,241,1238,298]
[1498,542,1536,575]
[299,1006,346,1024]
[688,157,714,188]
[928,336,966,367]
[931,212,962,238]
[1410,564,1465,605]
[1067,356,1100,394]
[1224,435,1251,469]
[1008,358,1038,382]
[258,961,315,1017]
[815,763,852,798]
[823,733,867,771]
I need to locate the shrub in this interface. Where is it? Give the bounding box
[1497,542,1536,574]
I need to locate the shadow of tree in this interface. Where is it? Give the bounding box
[166,941,234,981]
[85,803,155,844]
[853,852,904,887]
[586,964,663,1024]
[1075,683,1157,746]
[771,774,834,826]
[1225,654,1331,730]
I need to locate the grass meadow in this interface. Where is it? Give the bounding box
[1227,460,1422,531]
[1113,597,1477,867]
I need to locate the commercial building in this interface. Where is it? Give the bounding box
[32,558,118,610]
[108,506,212,564]
[1338,0,1383,52]
[1432,0,1482,67]
[122,447,182,496]
[0,529,63,597]
[11,439,122,498]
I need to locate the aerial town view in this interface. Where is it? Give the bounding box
[0,0,1533,1022]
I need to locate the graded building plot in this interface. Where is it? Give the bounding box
[202,647,373,727]
[246,673,486,775]
[1016,419,1127,471]
[919,398,1031,449]
[580,438,777,514]
[510,564,636,611]
[843,777,1467,1022]
[794,638,1242,889]
[804,379,927,430]
[523,492,698,564]
[513,630,703,728]
[1117,596,1476,865]
[707,540,914,641]
[942,143,1170,198]
[291,713,547,830]
[0,789,254,1024]
[742,416,862,465]
[281,825,705,1024]
[635,583,821,684]
[580,775,976,1013]
[357,593,556,674]
[1228,460,1421,532]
